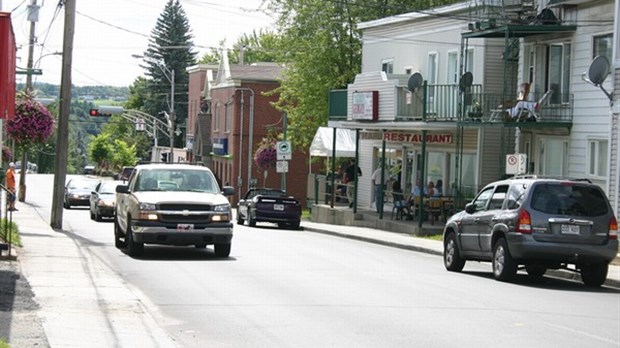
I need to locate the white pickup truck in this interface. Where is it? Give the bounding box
[114,163,235,257]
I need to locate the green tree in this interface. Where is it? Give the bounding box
[139,0,197,149]
[88,133,114,174]
[265,0,458,149]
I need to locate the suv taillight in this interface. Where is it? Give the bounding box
[515,209,532,234]
[609,216,618,240]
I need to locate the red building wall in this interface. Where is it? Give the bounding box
[210,81,311,207]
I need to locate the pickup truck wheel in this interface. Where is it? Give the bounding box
[214,243,231,257]
[114,217,126,248]
[126,217,144,257]
[493,238,517,281]
[444,232,465,272]
[580,263,608,287]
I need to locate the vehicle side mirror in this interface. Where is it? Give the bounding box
[221,186,235,196]
[116,185,130,194]
[465,203,476,214]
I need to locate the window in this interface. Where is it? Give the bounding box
[488,185,508,210]
[548,43,571,104]
[465,48,474,76]
[447,51,458,84]
[588,139,608,178]
[450,153,476,198]
[381,59,394,74]
[538,137,568,176]
[428,52,438,112]
[472,187,494,212]
[593,34,612,62]
[225,103,232,132]
[213,103,220,131]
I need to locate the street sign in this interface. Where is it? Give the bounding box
[276,140,292,160]
[276,160,289,173]
[506,153,527,175]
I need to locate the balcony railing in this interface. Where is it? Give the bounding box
[328,85,573,125]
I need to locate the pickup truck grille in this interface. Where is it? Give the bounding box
[158,203,212,211]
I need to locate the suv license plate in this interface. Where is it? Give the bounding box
[274,204,284,211]
[177,224,194,232]
[561,224,580,235]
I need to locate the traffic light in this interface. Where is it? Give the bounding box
[88,106,123,117]
[89,108,111,117]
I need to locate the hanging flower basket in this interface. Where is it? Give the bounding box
[7,97,55,148]
[2,146,12,163]
[254,139,277,170]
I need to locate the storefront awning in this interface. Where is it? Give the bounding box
[309,127,356,157]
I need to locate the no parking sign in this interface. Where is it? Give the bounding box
[506,154,527,175]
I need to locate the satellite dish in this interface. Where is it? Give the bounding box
[587,55,610,86]
[407,72,423,92]
[459,72,473,92]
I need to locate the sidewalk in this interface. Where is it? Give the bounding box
[1,201,178,347]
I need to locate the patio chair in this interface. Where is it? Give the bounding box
[391,191,407,220]
[515,89,553,122]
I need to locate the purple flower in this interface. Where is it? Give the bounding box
[7,99,55,147]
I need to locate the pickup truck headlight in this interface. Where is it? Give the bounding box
[138,202,158,220]
[213,204,230,213]
[212,204,231,222]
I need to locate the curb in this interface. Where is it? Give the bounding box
[302,226,620,289]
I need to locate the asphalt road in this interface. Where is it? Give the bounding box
[16,174,620,347]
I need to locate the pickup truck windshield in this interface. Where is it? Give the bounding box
[135,169,219,193]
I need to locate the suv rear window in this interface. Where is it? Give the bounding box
[530,183,609,217]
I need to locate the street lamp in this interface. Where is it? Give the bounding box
[132,54,175,161]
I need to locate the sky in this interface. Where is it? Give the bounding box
[4,0,275,87]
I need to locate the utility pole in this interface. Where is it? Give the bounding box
[50,0,75,229]
[18,0,39,202]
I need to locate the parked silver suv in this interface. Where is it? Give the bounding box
[443,176,618,286]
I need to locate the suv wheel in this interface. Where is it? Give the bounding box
[114,217,126,249]
[214,243,231,257]
[444,232,465,272]
[126,217,144,257]
[580,263,608,287]
[493,238,517,281]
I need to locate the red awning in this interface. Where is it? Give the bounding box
[0,12,16,120]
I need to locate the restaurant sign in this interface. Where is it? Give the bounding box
[351,91,378,121]
[383,132,453,144]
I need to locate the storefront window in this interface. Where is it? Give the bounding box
[450,153,476,198]
[427,152,445,188]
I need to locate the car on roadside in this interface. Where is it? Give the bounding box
[83,165,95,175]
[64,177,101,209]
[237,188,302,229]
[115,166,134,181]
[442,175,618,287]
[114,163,235,257]
[89,180,124,221]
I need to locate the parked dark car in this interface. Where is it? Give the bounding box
[64,177,100,209]
[83,165,95,175]
[237,188,302,229]
[442,175,618,287]
[89,180,124,221]
[115,166,134,181]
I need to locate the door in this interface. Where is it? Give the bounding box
[458,186,493,252]
[478,185,509,253]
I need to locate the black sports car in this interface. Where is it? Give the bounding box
[237,188,302,229]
